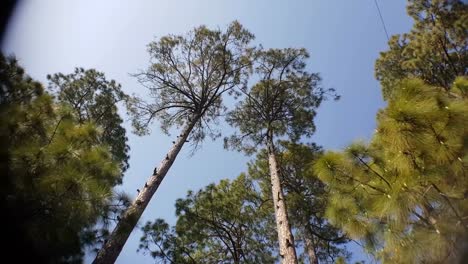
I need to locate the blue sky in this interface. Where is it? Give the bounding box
[2,1,412,263]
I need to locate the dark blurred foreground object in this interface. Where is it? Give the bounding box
[0,0,17,46]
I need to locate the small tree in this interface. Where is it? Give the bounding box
[93,21,255,263]
[225,48,336,263]
[139,174,277,263]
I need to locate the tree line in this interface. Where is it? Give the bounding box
[1,0,466,263]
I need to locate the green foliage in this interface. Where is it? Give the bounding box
[47,67,131,173]
[225,47,338,263]
[139,174,277,263]
[315,78,468,263]
[336,3,468,260]
[0,54,130,263]
[128,21,255,145]
[248,142,350,263]
[225,48,336,154]
[375,0,467,100]
[93,22,256,263]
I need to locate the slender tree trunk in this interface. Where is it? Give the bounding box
[303,225,318,264]
[92,117,199,264]
[266,135,298,264]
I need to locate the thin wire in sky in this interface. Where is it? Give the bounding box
[373,0,390,42]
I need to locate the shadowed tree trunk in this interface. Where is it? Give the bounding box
[303,225,318,264]
[267,135,298,264]
[92,116,199,264]
[247,142,349,263]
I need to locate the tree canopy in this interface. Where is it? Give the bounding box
[129,21,255,146]
[314,77,468,263]
[139,174,277,264]
[47,68,131,173]
[3,1,467,263]
[0,54,130,263]
[225,48,336,154]
[375,0,467,100]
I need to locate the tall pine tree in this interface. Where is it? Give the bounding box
[225,48,337,263]
[93,21,255,263]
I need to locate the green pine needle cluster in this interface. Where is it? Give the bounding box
[315,78,468,263]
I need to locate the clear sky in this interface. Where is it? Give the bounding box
[2,1,413,263]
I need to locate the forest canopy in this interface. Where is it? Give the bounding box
[1,0,466,263]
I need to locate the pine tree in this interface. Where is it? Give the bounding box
[375,0,467,100]
[138,174,277,263]
[93,21,255,263]
[0,53,130,263]
[225,48,337,263]
[314,78,468,263]
[318,1,468,261]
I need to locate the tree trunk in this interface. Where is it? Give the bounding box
[303,225,318,264]
[266,136,298,264]
[92,117,198,264]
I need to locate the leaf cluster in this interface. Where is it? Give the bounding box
[314,78,468,263]
[47,68,131,173]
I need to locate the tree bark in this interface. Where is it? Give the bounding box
[303,225,318,264]
[266,136,298,264]
[92,117,199,264]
